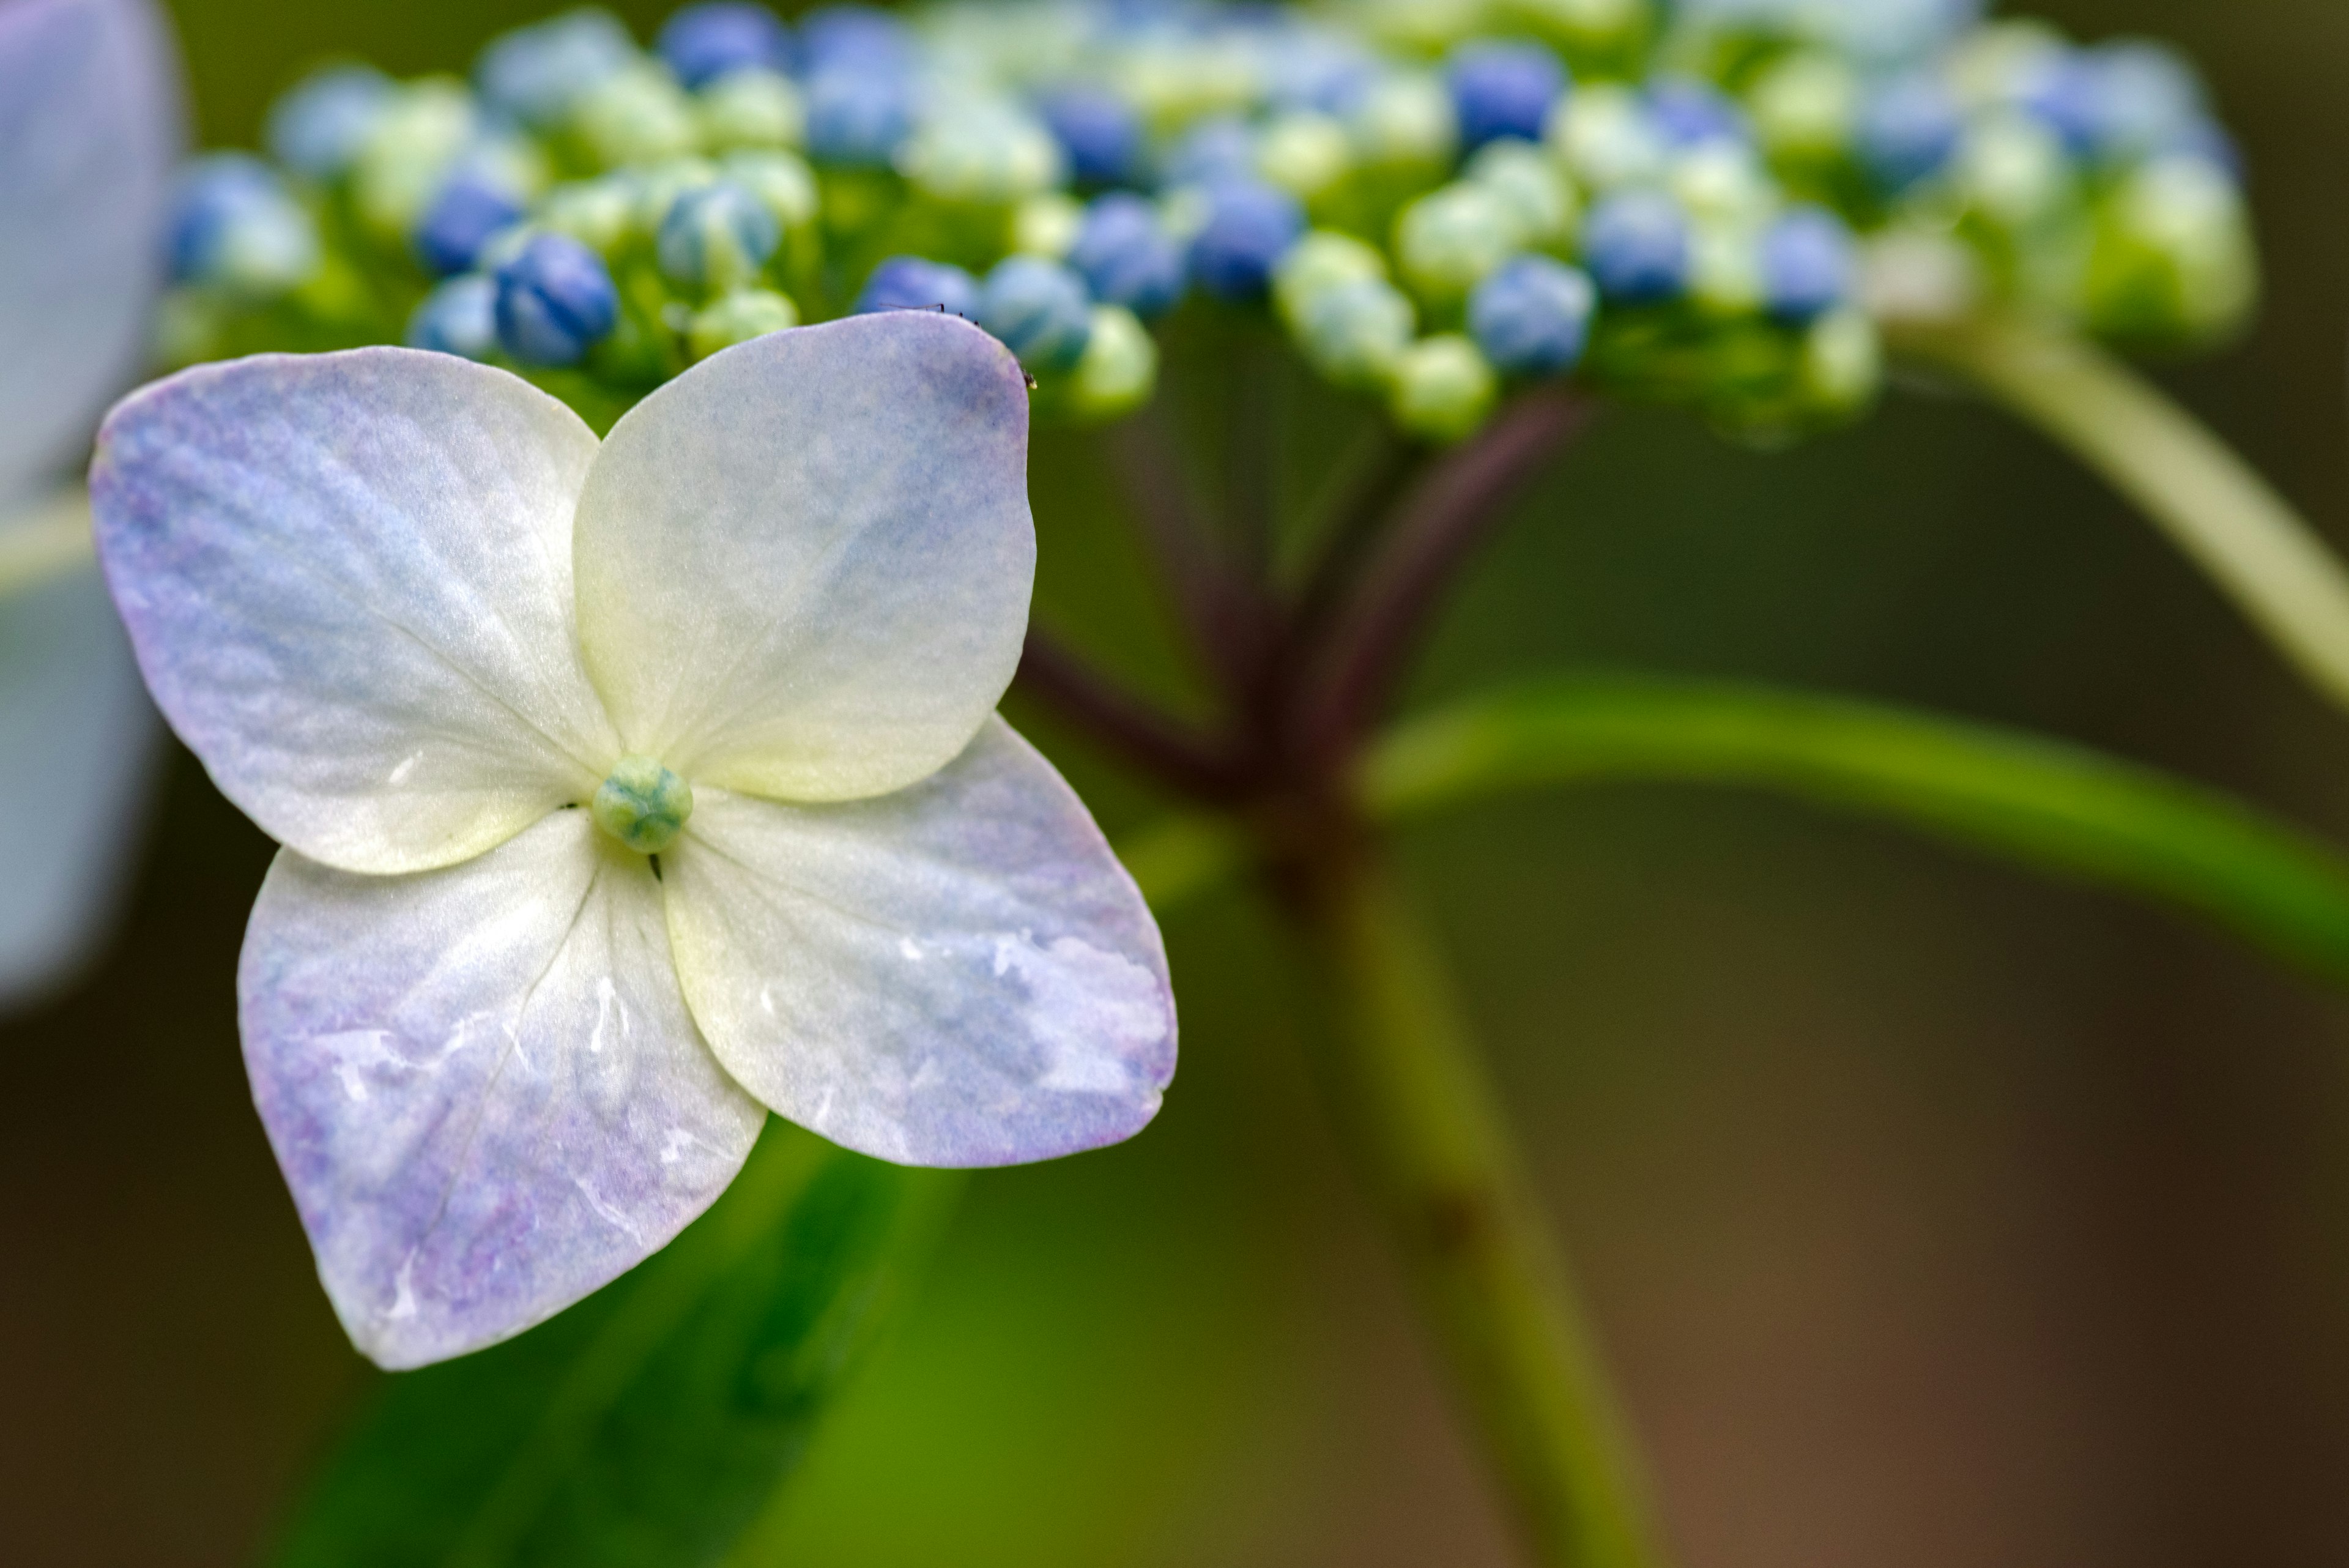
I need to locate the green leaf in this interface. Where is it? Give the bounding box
[265,1119,960,1568]
[1124,673,2349,983]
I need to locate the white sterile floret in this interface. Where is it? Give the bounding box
[0,0,180,1007]
[89,313,1178,1370]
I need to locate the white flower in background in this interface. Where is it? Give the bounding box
[91,312,1177,1369]
[0,0,178,1005]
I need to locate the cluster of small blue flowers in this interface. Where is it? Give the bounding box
[157,0,2255,442]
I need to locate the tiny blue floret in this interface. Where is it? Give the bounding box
[1647,77,1746,148]
[265,65,395,181]
[406,275,500,360]
[978,255,1095,371]
[1188,179,1305,303]
[1757,206,1855,323]
[414,172,526,277]
[1161,116,1259,190]
[473,8,639,129]
[1068,194,1186,319]
[656,180,781,291]
[657,2,796,88]
[493,231,620,366]
[1579,188,1692,305]
[798,4,913,74]
[1039,86,1145,187]
[804,65,913,166]
[855,255,982,318]
[1856,72,1964,191]
[2071,41,2206,163]
[1468,255,1597,376]
[1447,42,1567,152]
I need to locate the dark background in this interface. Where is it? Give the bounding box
[9,1,2349,1562]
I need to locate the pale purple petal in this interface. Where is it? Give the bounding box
[0,497,160,1007]
[571,312,1036,805]
[662,717,1175,1167]
[241,808,766,1369]
[91,349,626,874]
[0,0,181,494]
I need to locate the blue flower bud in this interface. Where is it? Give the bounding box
[405,274,499,359]
[978,255,1094,372]
[656,179,781,291]
[855,255,981,318]
[493,231,620,366]
[658,3,795,89]
[1855,72,1964,191]
[1068,194,1186,319]
[2048,40,2206,165]
[1161,116,1258,189]
[1039,86,1145,187]
[800,6,913,75]
[1757,206,1854,323]
[1468,254,1595,376]
[803,65,913,166]
[1187,179,1305,303]
[1647,77,1746,149]
[414,171,526,277]
[265,65,394,182]
[1579,188,1692,305]
[1447,42,1567,152]
[167,154,322,298]
[474,7,637,130]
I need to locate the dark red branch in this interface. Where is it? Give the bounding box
[1294,390,1594,770]
[1014,628,1246,803]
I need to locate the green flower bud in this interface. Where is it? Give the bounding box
[1954,114,2071,231]
[625,157,719,236]
[695,65,805,153]
[1467,139,1577,249]
[1071,305,1159,420]
[1258,112,1353,205]
[1357,0,1487,57]
[1389,333,1497,442]
[1546,83,1664,193]
[1671,143,1773,228]
[1012,191,1085,258]
[351,77,475,240]
[1690,223,1764,316]
[1348,72,1460,172]
[1857,228,1982,327]
[572,64,703,169]
[719,149,818,231]
[2086,155,2257,341]
[1395,183,1526,306]
[1297,276,1417,390]
[1493,0,1648,56]
[1274,229,1390,325]
[540,176,636,253]
[901,102,1063,207]
[686,287,800,360]
[1748,52,1857,160]
[1802,308,1882,412]
[592,755,692,854]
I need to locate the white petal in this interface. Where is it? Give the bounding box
[662,718,1175,1167]
[241,809,766,1370]
[0,492,160,1007]
[0,0,180,493]
[92,349,625,874]
[571,312,1035,804]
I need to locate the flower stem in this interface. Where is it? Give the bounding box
[1894,313,2349,713]
[1278,840,1672,1568]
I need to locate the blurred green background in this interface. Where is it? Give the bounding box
[11,1,2349,1563]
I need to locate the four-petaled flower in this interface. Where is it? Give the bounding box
[91,312,1177,1368]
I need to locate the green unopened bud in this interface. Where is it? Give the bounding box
[625,157,719,236]
[1468,139,1577,249]
[1494,0,1647,54]
[719,149,818,231]
[1955,114,2071,230]
[1389,334,1497,442]
[1012,191,1085,258]
[540,176,635,253]
[573,64,703,169]
[1274,229,1389,325]
[902,103,1063,206]
[1396,183,1526,306]
[1802,308,1882,412]
[1297,276,1417,390]
[1071,306,1158,420]
[1690,223,1764,316]
[1748,53,1857,160]
[1348,73,1460,172]
[1258,113,1353,204]
[1671,143,1773,228]
[696,66,805,152]
[592,756,692,854]
[2087,154,2257,340]
[1858,228,1982,327]
[1546,83,1664,192]
[1358,0,1485,56]
[352,77,475,240]
[687,288,800,360]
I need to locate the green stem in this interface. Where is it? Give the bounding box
[0,489,95,600]
[1894,313,2349,713]
[1280,846,1672,1568]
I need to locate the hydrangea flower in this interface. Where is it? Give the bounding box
[0,0,179,1004]
[89,311,1178,1367]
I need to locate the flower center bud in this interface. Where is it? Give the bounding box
[591,755,692,854]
